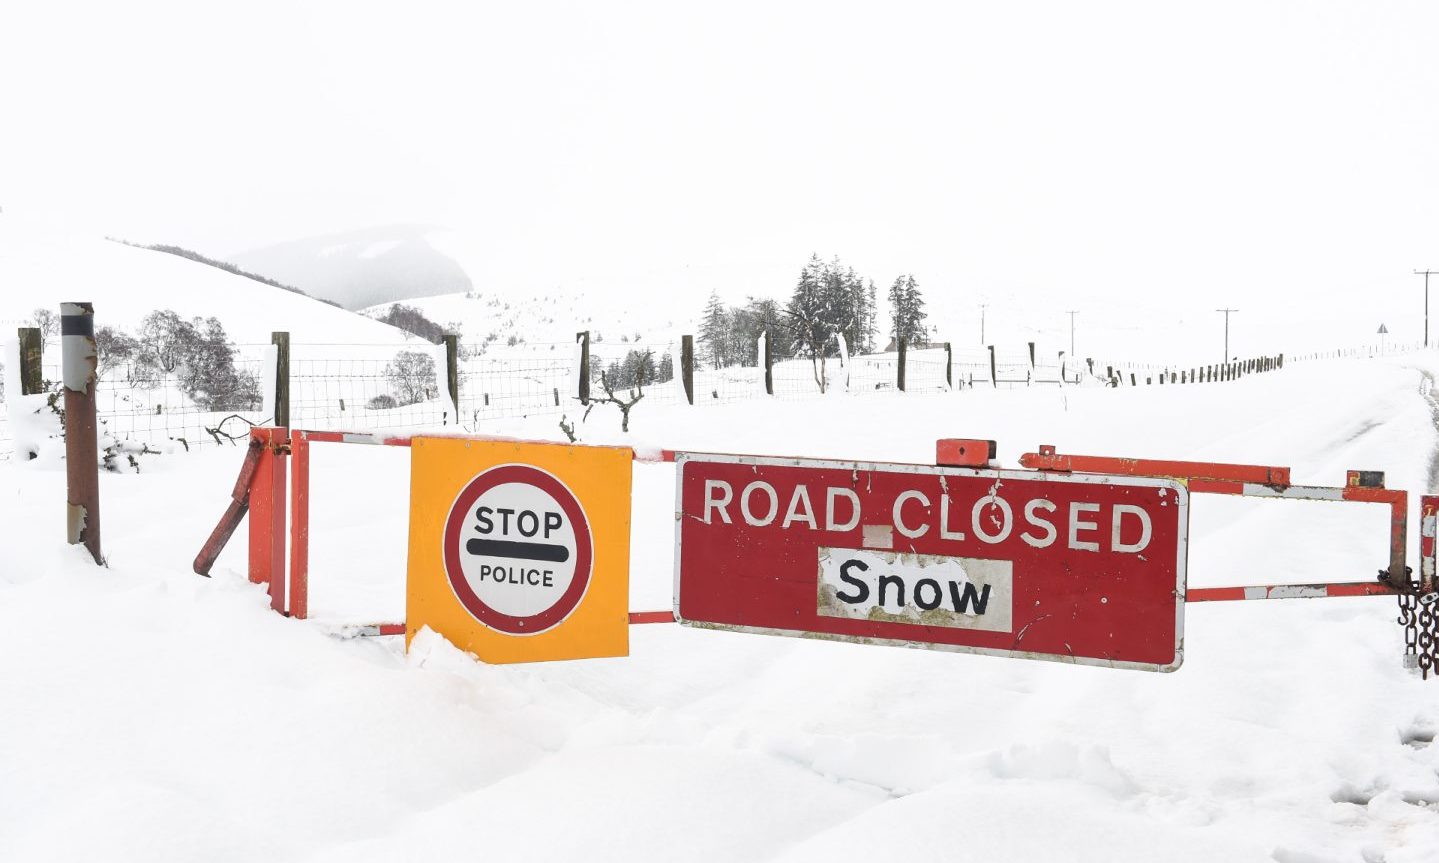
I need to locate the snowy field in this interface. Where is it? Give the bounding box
[3,356,1439,861]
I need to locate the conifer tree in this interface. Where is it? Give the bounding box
[698,290,730,368]
[888,274,929,346]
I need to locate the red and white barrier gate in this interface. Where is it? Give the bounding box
[193,428,677,635]
[193,430,1439,676]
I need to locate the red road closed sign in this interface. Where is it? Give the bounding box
[674,454,1189,671]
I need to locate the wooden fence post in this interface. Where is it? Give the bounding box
[18,326,42,395]
[61,303,102,565]
[681,335,695,404]
[444,333,460,420]
[271,331,290,428]
[763,331,774,395]
[897,338,907,392]
[944,341,952,389]
[576,330,591,405]
[988,345,997,388]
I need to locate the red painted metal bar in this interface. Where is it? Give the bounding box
[289,429,680,463]
[289,431,311,619]
[1023,446,1410,589]
[193,437,265,576]
[1187,582,1398,602]
[347,616,676,636]
[628,610,677,624]
[1020,447,1291,487]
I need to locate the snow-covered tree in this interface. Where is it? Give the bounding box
[698,291,731,368]
[888,274,929,346]
[384,351,437,406]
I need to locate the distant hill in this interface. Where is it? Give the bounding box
[230,225,473,310]
[0,214,414,347]
[109,238,342,307]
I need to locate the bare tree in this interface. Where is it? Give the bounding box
[137,310,199,373]
[384,351,437,406]
[94,326,140,378]
[584,368,645,432]
[30,308,57,344]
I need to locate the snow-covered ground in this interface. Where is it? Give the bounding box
[3,355,1439,862]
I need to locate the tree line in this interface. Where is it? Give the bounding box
[697,254,929,370]
[82,309,262,411]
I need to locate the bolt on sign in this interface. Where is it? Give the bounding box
[407,437,632,664]
[674,454,1189,671]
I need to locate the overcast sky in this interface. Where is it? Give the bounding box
[3,1,1437,357]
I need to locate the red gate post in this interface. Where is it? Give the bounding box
[1422,495,1438,594]
[289,430,311,619]
[247,427,289,612]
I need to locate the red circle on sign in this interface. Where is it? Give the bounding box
[442,464,593,635]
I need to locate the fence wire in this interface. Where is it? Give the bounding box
[0,333,1374,462]
[460,353,575,424]
[292,354,458,432]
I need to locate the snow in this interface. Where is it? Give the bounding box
[357,239,403,259]
[3,354,1439,861]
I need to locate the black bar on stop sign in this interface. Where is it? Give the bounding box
[467,538,570,563]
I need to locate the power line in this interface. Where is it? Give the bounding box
[1416,270,1437,348]
[1215,308,1238,361]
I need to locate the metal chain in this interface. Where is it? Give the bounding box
[1394,568,1421,672]
[1393,566,1439,679]
[1419,594,1439,680]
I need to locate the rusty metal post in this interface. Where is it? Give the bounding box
[61,303,102,564]
[576,330,591,405]
[18,327,43,395]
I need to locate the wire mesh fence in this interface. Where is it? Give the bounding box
[460,351,575,425]
[92,357,270,450]
[0,329,1366,462]
[905,348,952,392]
[292,352,458,432]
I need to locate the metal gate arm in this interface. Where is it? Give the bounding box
[192,437,265,577]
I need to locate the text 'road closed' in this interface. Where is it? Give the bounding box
[700,478,1161,555]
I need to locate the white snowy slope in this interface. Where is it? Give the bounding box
[363,290,685,362]
[2,357,1439,862]
[229,225,473,311]
[0,215,413,346]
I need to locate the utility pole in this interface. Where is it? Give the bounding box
[1216,308,1238,362]
[980,303,989,344]
[1416,270,1437,347]
[1066,310,1079,356]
